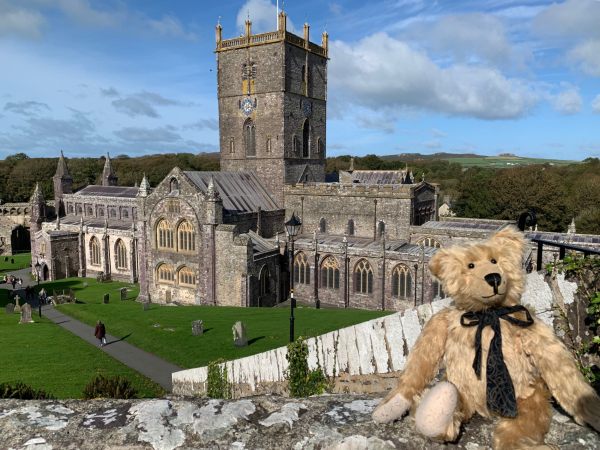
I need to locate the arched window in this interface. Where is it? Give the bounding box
[77,205,82,214]
[157,264,174,284]
[354,259,373,294]
[432,280,446,300]
[347,219,355,236]
[68,204,74,214]
[266,136,272,153]
[177,220,196,252]
[317,138,324,154]
[319,218,326,233]
[170,178,179,192]
[110,209,116,218]
[229,137,235,154]
[244,118,256,156]
[418,237,441,248]
[294,252,310,285]
[178,266,196,287]
[123,209,129,218]
[302,120,310,158]
[320,256,340,290]
[156,219,174,249]
[378,221,385,239]
[391,264,412,299]
[98,207,104,217]
[90,237,101,266]
[259,265,270,295]
[87,206,93,216]
[293,135,299,156]
[115,239,127,269]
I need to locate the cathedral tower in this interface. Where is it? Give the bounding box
[216,12,328,206]
[53,150,73,217]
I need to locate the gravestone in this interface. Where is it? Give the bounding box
[120,287,127,300]
[5,303,14,314]
[103,294,109,304]
[192,320,204,336]
[19,303,33,324]
[14,295,21,313]
[232,321,248,347]
[143,302,150,311]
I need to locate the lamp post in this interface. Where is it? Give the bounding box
[285,212,302,342]
[34,259,41,318]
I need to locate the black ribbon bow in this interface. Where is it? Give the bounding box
[460,305,534,417]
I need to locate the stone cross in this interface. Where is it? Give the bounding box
[19,303,33,324]
[192,320,204,336]
[14,295,21,313]
[233,321,248,347]
[5,303,14,314]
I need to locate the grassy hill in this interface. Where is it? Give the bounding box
[380,152,578,168]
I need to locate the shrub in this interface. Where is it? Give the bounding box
[0,382,54,399]
[286,337,328,397]
[83,374,138,399]
[206,358,231,399]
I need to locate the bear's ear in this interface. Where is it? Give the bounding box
[429,248,463,282]
[490,226,525,259]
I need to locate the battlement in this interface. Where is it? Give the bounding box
[284,182,416,198]
[216,12,328,58]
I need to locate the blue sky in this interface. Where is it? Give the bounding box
[0,0,599,160]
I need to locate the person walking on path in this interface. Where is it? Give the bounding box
[94,320,107,347]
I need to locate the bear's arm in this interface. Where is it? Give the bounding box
[525,321,600,432]
[372,309,450,423]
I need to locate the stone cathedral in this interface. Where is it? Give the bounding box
[29,12,593,311]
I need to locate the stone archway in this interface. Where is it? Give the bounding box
[10,225,30,254]
[42,265,49,281]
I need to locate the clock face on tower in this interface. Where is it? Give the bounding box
[241,98,254,116]
[302,100,312,117]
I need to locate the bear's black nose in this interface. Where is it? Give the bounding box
[485,273,502,288]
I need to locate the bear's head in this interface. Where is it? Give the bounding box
[428,226,526,311]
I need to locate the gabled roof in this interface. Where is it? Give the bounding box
[183,171,280,213]
[72,185,139,199]
[348,170,411,185]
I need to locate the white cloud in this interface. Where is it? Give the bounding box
[0,2,45,38]
[111,91,181,118]
[553,88,582,115]
[4,100,50,116]
[403,13,522,68]
[592,95,600,113]
[147,15,197,41]
[356,114,395,133]
[55,0,121,27]
[329,33,538,120]
[236,0,295,34]
[569,40,600,77]
[534,0,600,39]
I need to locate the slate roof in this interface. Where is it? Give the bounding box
[294,234,438,257]
[73,185,139,198]
[419,219,510,233]
[183,171,280,213]
[348,170,410,185]
[247,230,278,256]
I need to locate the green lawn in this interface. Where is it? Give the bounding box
[0,253,31,273]
[46,278,391,369]
[444,156,578,168]
[0,289,164,399]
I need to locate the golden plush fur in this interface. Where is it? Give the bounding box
[372,226,600,449]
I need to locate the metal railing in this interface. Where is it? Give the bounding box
[530,238,600,270]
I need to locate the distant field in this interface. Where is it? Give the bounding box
[442,156,578,168]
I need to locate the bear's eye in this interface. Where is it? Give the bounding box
[490,258,497,264]
[468,263,475,269]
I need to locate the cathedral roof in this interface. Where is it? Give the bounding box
[341,170,414,185]
[183,171,280,213]
[72,185,139,198]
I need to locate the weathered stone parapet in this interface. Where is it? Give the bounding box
[0,395,597,449]
[173,272,579,398]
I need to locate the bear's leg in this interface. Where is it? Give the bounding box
[493,380,554,450]
[415,381,463,442]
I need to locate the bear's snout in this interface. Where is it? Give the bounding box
[484,273,502,292]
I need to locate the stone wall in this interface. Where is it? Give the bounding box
[172,272,577,398]
[284,183,438,241]
[2,395,597,450]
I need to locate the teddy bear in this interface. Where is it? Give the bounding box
[372,226,600,449]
